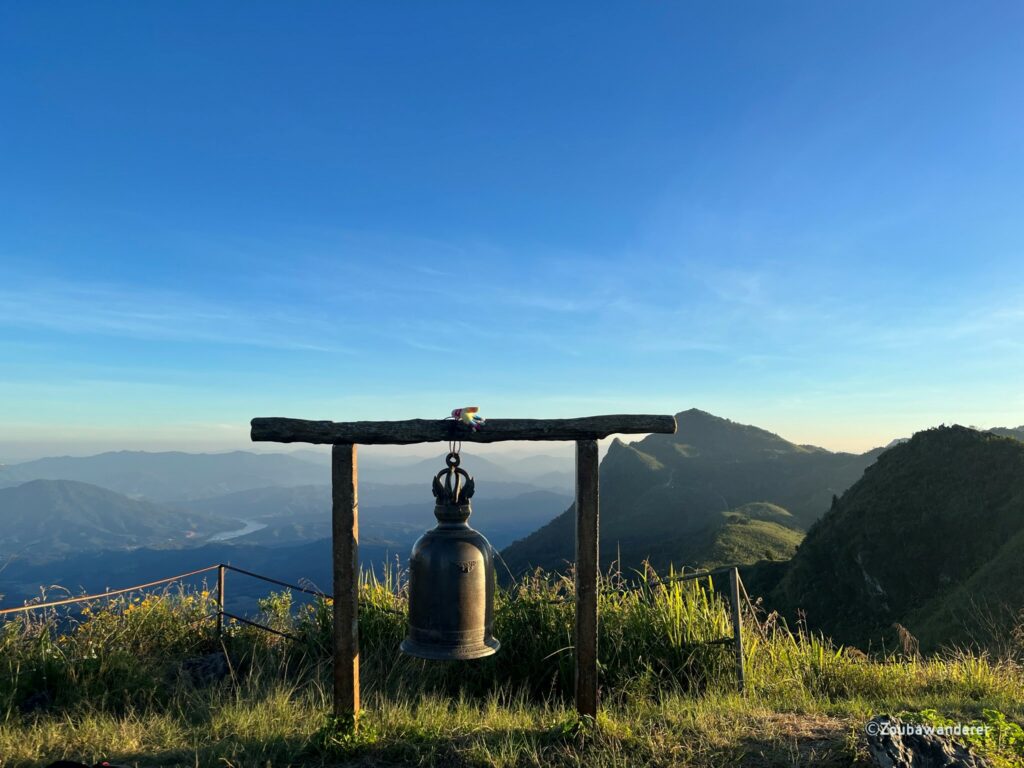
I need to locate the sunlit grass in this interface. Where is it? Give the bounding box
[1,566,1021,766]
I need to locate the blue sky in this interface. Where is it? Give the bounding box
[1,2,1023,459]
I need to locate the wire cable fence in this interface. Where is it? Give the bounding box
[0,563,332,642]
[0,565,221,616]
[0,561,755,691]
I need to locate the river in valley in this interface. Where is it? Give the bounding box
[207,518,268,542]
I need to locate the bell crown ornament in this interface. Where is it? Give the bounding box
[400,452,500,661]
[430,452,475,521]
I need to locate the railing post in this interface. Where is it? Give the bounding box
[574,438,600,719]
[332,443,360,728]
[216,564,225,639]
[214,565,226,638]
[729,567,746,694]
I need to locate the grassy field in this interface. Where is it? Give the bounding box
[2,568,1022,767]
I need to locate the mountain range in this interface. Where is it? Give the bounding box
[0,448,572,577]
[0,479,235,561]
[500,409,881,576]
[180,484,571,552]
[4,410,1024,652]
[0,450,327,501]
[0,448,573,500]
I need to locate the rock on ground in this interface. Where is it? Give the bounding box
[866,715,990,768]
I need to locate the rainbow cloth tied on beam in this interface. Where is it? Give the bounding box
[451,407,486,431]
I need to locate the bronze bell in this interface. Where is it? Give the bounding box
[400,452,500,660]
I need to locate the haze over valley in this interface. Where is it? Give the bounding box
[0,443,574,612]
[4,407,1023,651]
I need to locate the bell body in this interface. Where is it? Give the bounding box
[401,501,500,660]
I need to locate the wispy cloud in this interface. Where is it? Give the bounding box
[0,279,355,353]
[841,295,1024,353]
[403,339,457,354]
[497,293,593,313]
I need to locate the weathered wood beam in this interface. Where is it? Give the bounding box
[252,414,677,445]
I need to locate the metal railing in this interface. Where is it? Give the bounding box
[215,564,331,641]
[0,561,756,692]
[0,563,332,642]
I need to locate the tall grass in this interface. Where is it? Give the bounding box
[288,563,740,703]
[1,585,220,713]
[1,564,1023,766]
[4,563,1022,717]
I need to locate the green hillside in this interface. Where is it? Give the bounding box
[703,511,803,567]
[626,504,803,573]
[501,409,873,576]
[772,425,1024,651]
[910,524,1024,650]
[724,501,794,523]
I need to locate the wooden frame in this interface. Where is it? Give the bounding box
[251,413,677,723]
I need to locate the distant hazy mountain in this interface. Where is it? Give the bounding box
[772,425,1024,651]
[183,484,330,520]
[501,409,879,576]
[0,448,575,505]
[0,480,235,562]
[0,471,571,608]
[183,478,562,521]
[0,443,572,585]
[359,489,572,552]
[291,447,575,472]
[356,453,574,492]
[0,451,329,502]
[989,425,1024,442]
[186,484,571,552]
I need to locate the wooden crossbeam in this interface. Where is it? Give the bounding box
[251,414,677,445]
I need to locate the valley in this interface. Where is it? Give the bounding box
[3,409,1023,653]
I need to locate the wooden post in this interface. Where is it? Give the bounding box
[574,439,600,718]
[332,443,360,724]
[216,564,225,638]
[729,567,746,694]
